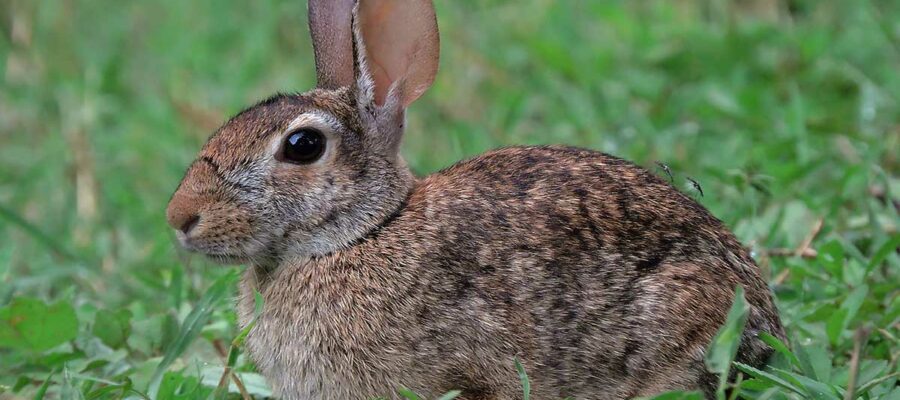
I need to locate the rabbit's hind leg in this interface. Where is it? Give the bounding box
[622,261,739,398]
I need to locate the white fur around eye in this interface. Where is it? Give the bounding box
[267,111,343,164]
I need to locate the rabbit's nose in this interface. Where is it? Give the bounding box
[166,190,201,235]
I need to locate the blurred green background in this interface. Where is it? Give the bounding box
[1,0,898,399]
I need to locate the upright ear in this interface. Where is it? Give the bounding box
[308,0,356,89]
[354,0,440,108]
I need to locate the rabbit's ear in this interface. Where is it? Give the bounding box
[308,0,355,89]
[353,0,439,108]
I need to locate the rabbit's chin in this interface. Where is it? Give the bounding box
[176,233,273,266]
[190,247,265,266]
[203,253,253,266]
[181,243,254,265]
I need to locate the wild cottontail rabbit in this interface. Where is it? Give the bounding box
[166,0,785,398]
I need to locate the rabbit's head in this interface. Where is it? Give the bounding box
[166,0,439,264]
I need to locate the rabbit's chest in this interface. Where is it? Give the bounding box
[237,268,412,399]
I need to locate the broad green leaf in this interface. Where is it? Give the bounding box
[809,351,833,384]
[157,372,213,400]
[856,359,888,388]
[855,372,900,398]
[793,339,832,383]
[825,309,848,347]
[881,386,900,400]
[92,309,132,349]
[770,367,841,400]
[752,387,784,400]
[842,259,867,287]
[826,284,869,346]
[884,296,900,327]
[737,378,772,391]
[816,240,845,278]
[0,297,78,352]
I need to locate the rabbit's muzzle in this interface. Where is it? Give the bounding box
[166,158,272,264]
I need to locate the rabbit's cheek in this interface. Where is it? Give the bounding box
[269,163,339,212]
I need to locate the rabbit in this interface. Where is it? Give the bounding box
[165,0,786,398]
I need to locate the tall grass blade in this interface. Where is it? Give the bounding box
[704,286,750,399]
[515,358,531,400]
[147,270,238,398]
[0,202,81,262]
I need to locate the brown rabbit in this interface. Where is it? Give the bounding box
[165,0,785,398]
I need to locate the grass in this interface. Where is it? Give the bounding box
[1,0,898,398]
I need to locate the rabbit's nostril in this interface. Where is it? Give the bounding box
[180,215,200,234]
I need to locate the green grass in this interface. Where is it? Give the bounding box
[1,0,898,398]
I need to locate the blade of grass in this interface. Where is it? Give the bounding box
[705,286,750,399]
[759,332,801,370]
[435,390,462,400]
[397,386,423,400]
[865,233,900,275]
[214,289,263,400]
[769,367,842,399]
[515,358,531,400]
[147,270,238,398]
[0,202,81,262]
[854,372,900,397]
[32,369,58,400]
[733,362,805,396]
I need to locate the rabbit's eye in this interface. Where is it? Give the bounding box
[281,128,325,164]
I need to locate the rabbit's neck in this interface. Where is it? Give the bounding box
[271,165,417,263]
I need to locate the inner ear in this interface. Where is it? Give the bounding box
[355,0,439,107]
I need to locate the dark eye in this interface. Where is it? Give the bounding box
[281,128,325,164]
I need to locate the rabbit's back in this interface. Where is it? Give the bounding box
[397,146,782,396]
[240,145,784,399]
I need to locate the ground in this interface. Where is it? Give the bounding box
[0,0,897,399]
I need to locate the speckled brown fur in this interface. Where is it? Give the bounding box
[220,143,785,399]
[166,1,785,399]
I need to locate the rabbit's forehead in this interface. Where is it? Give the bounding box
[198,94,350,170]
